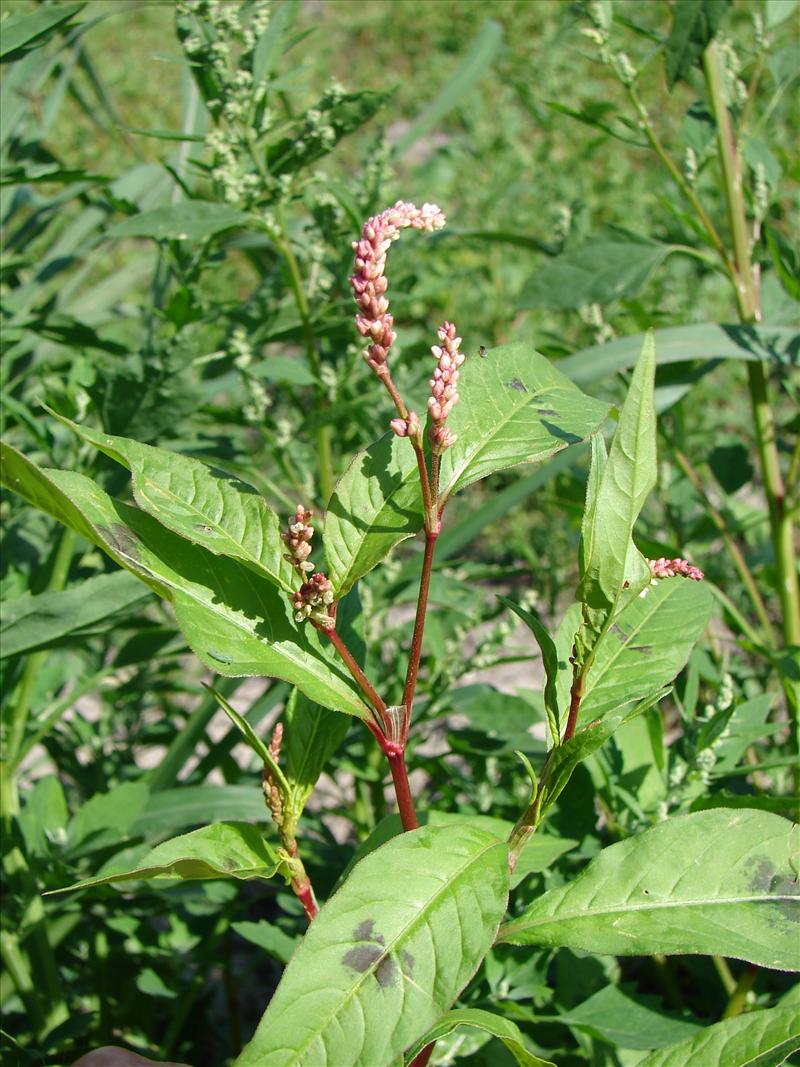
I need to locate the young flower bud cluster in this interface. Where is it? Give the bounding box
[350,200,446,375]
[292,572,334,629]
[647,557,705,581]
[262,722,284,828]
[282,505,315,576]
[428,321,465,453]
[390,410,421,440]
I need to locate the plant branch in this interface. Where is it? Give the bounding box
[626,85,732,272]
[386,751,419,832]
[320,624,387,726]
[563,661,585,743]
[703,40,800,649]
[673,449,777,647]
[402,531,438,714]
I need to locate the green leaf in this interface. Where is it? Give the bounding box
[499,597,560,741]
[108,202,252,241]
[324,431,421,599]
[234,824,509,1067]
[665,0,731,89]
[324,343,608,598]
[406,1008,555,1067]
[51,823,283,893]
[558,984,703,1050]
[520,229,677,310]
[579,577,713,727]
[342,811,576,891]
[283,687,350,821]
[393,20,504,155]
[68,782,150,856]
[637,1005,800,1067]
[766,0,799,29]
[267,90,390,176]
[52,412,295,591]
[131,786,267,840]
[439,342,609,499]
[231,921,299,965]
[500,809,800,971]
[18,776,69,858]
[204,685,287,789]
[0,446,370,718]
[558,324,799,389]
[0,2,85,61]
[253,0,297,82]
[576,333,656,655]
[0,570,150,659]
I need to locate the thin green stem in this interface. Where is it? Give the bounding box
[723,963,758,1018]
[0,930,44,1036]
[674,449,777,647]
[703,40,800,649]
[626,85,732,272]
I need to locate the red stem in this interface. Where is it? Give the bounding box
[322,625,387,725]
[563,668,584,742]
[387,750,419,831]
[401,531,438,713]
[293,877,319,922]
[409,1043,435,1067]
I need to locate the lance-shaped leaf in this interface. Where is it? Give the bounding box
[324,431,421,599]
[234,824,509,1067]
[108,201,252,241]
[284,687,350,820]
[579,577,712,727]
[1,570,150,659]
[500,809,800,971]
[406,1008,556,1067]
[0,447,370,718]
[51,412,295,592]
[636,1005,800,1067]
[438,342,609,498]
[49,823,283,893]
[576,334,657,675]
[325,343,608,597]
[578,333,655,617]
[499,596,560,741]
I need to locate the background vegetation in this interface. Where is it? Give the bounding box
[1,1,798,1065]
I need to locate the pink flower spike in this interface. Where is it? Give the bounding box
[350,201,446,375]
[647,556,704,581]
[428,321,465,455]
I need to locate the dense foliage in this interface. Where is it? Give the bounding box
[1,2,798,1066]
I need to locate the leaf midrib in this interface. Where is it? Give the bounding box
[287,835,506,1066]
[503,891,799,937]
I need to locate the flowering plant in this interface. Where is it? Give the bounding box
[2,195,795,1067]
